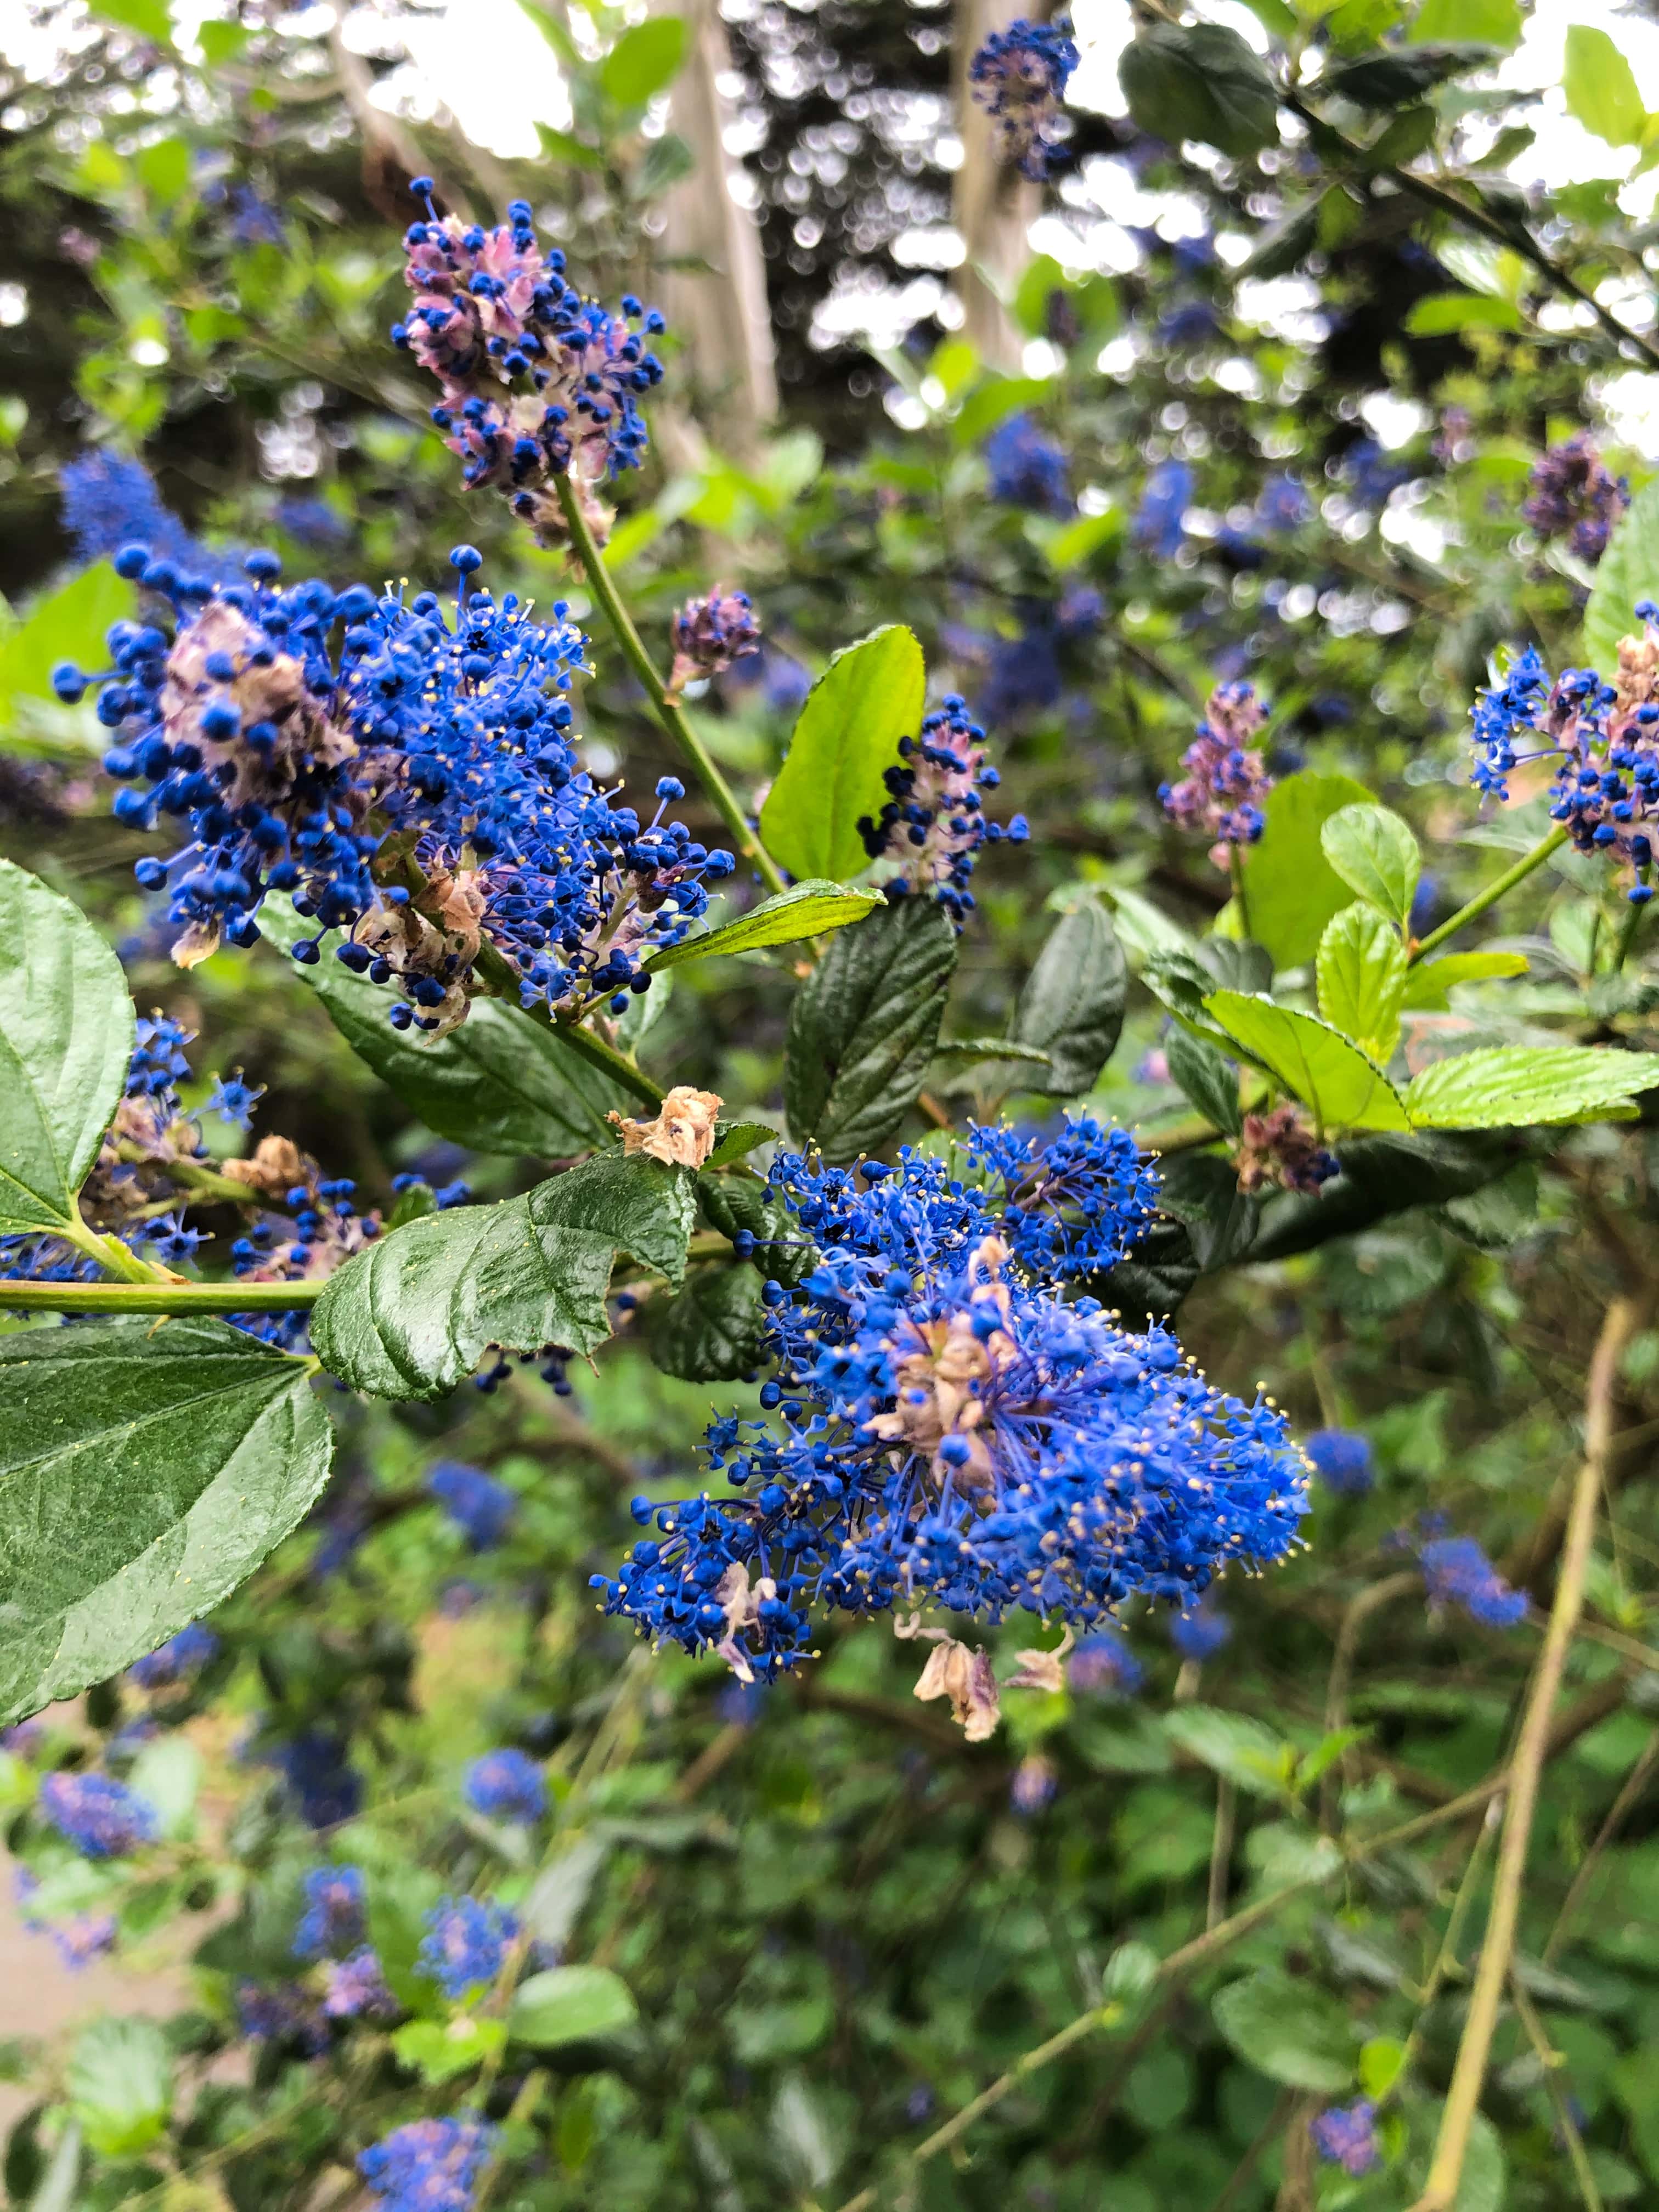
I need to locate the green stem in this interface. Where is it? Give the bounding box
[1230,843,1252,942]
[0,1279,320,1314]
[59,1217,173,1286]
[552,471,789,898]
[469,935,663,1108]
[1410,825,1568,966]
[1613,894,1650,973]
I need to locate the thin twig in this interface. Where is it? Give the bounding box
[1508,1972,1605,2212]
[1320,1571,1418,1830]
[1406,1296,1636,2212]
[1209,2090,1297,2212]
[1207,1778,1236,1931]
[1543,1727,1659,1963]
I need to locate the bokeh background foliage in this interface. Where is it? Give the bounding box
[9,0,1659,2208]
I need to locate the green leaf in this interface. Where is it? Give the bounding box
[0,862,133,1235]
[534,122,605,170]
[1565,24,1647,146]
[1236,770,1374,969]
[1163,1707,1291,1798]
[259,899,630,1155]
[392,2018,506,2085]
[651,1263,767,1380]
[1097,1215,1201,1328]
[1451,2112,1508,2212]
[1413,0,1520,48]
[785,900,956,1162]
[66,2017,171,2157]
[311,1156,696,1401]
[1156,1154,1259,1272]
[1164,1024,1242,1137]
[87,0,173,46]
[1364,106,1438,168]
[510,1965,639,2048]
[705,1121,777,1167]
[127,1736,200,1839]
[1249,1130,1517,1261]
[630,132,696,200]
[1400,950,1528,1009]
[1212,1970,1357,2091]
[0,562,134,737]
[1322,41,1494,105]
[646,881,882,972]
[24,2121,81,2212]
[759,628,926,885]
[0,1317,334,1726]
[1007,904,1126,1096]
[195,20,251,65]
[1316,904,1408,1063]
[1404,1046,1659,1129]
[1118,22,1281,158]
[601,16,688,106]
[696,1171,811,1288]
[1404,291,1523,334]
[1584,481,1659,672]
[1204,991,1409,1132]
[1321,804,1420,929]
[949,376,1054,448]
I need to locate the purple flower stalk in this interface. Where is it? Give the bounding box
[1420,1536,1527,1629]
[294,1865,368,1960]
[1523,433,1628,563]
[1310,2100,1380,2175]
[1160,681,1272,870]
[1232,1103,1339,1197]
[859,696,1028,922]
[968,16,1079,180]
[38,1771,157,1859]
[667,588,761,698]
[1009,1753,1058,1814]
[323,1946,397,2021]
[359,2116,498,2211]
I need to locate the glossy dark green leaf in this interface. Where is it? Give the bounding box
[1247,1130,1520,1261]
[1096,1216,1201,1328]
[1322,41,1494,106]
[1163,1024,1242,1137]
[312,1156,695,1400]
[1119,22,1281,157]
[697,1171,811,1285]
[759,627,926,885]
[785,899,956,1161]
[1156,1153,1259,1272]
[259,900,628,1155]
[705,1121,777,1168]
[651,1263,768,1380]
[0,862,133,1235]
[0,1317,332,1726]
[646,880,881,972]
[1008,903,1126,1096]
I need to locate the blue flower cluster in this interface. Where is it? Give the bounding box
[968,16,1079,180]
[462,1748,546,1824]
[1523,433,1627,563]
[1305,1428,1373,1494]
[1420,1535,1527,1629]
[594,1126,1308,1683]
[1068,1626,1143,1695]
[359,2116,498,2212]
[63,540,732,1016]
[430,1461,517,1549]
[38,1771,158,1858]
[1311,2100,1380,2176]
[668,592,761,697]
[58,452,235,581]
[129,1622,219,1689]
[985,415,1071,515]
[1169,1595,1232,1660]
[324,1946,396,2021]
[293,1865,367,1960]
[419,1895,517,1998]
[1133,461,1192,558]
[859,697,1028,919]
[1469,618,1659,901]
[396,184,664,550]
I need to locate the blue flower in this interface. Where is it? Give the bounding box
[359,2116,498,2211]
[462,1748,546,1824]
[1304,1429,1373,1495]
[1132,461,1192,557]
[238,1982,329,2053]
[1420,1536,1527,1629]
[274,496,350,549]
[429,1462,517,1550]
[1341,437,1415,507]
[1310,2100,1381,2176]
[1156,301,1218,348]
[129,1622,219,1688]
[207,1070,264,1128]
[259,1728,363,1829]
[1160,681,1272,868]
[419,1895,517,1999]
[294,1866,368,1960]
[1169,1596,1232,1661]
[1256,474,1311,533]
[38,1771,157,1858]
[857,695,1028,921]
[323,1946,397,2021]
[1009,1753,1058,1814]
[968,16,1079,180]
[59,453,201,573]
[1068,1627,1143,1696]
[984,415,1071,515]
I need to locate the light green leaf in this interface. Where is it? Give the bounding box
[0,1317,334,1726]
[759,627,926,885]
[25,2121,81,2212]
[312,1156,696,1401]
[1359,2035,1407,2099]
[1403,291,1523,335]
[510,1964,639,2048]
[66,2017,172,2157]
[1163,1707,1292,1799]
[646,881,882,972]
[601,16,688,106]
[0,561,134,736]
[1404,1046,1659,1129]
[1585,480,1659,672]
[127,1736,200,1839]
[1204,990,1410,1132]
[1400,950,1528,1009]
[1565,24,1647,146]
[1007,904,1126,1095]
[1321,803,1420,929]
[1100,884,1198,967]
[392,2018,506,2085]
[1452,2111,1508,2212]
[1237,770,1374,969]
[87,0,174,47]
[1212,1970,1357,2091]
[705,1120,777,1167]
[0,862,133,1235]
[1413,0,1520,49]
[259,899,629,1155]
[1316,904,1408,1063]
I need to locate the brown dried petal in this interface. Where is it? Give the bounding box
[607,1085,723,1169]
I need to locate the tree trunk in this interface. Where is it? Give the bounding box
[952,0,1045,373]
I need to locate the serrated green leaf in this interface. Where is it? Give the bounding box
[510,1964,639,2048]
[1316,904,1408,1063]
[311,1156,695,1400]
[0,562,135,736]
[0,862,133,1234]
[0,1317,333,1726]
[259,899,629,1155]
[1163,1024,1242,1136]
[66,2018,171,2157]
[1212,1970,1357,2091]
[1565,24,1647,146]
[1400,949,1528,1009]
[785,900,956,1161]
[1585,480,1659,671]
[1404,1046,1659,1129]
[647,881,881,972]
[1007,903,1126,1096]
[651,1263,767,1380]
[705,1120,777,1167]
[759,628,926,885]
[1204,990,1410,1132]
[601,16,687,106]
[1236,770,1374,969]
